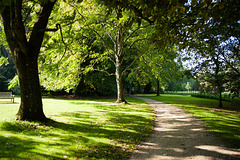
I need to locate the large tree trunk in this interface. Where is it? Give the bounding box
[16,50,47,121]
[1,1,56,121]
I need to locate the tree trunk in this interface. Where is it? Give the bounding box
[115,23,126,103]
[137,83,141,94]
[218,84,223,108]
[16,50,47,121]
[156,80,160,96]
[115,57,126,103]
[1,1,56,122]
[144,83,151,94]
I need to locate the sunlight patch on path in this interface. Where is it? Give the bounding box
[130,96,240,160]
[196,145,240,156]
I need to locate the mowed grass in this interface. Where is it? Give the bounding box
[141,94,240,149]
[0,96,155,159]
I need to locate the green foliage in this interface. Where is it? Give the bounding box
[192,92,240,103]
[39,0,158,99]
[0,45,17,92]
[180,0,240,97]
[39,1,89,92]
[0,56,8,66]
[8,75,19,90]
[0,96,155,159]
[127,45,184,91]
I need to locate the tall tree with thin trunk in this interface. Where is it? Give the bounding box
[44,1,154,103]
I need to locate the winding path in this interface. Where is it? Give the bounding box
[130,96,240,160]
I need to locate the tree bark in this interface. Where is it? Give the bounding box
[137,83,141,94]
[217,83,223,108]
[1,1,56,121]
[156,79,160,96]
[16,49,46,121]
[115,56,126,103]
[115,23,126,103]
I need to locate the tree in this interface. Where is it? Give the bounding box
[179,0,240,107]
[1,0,232,121]
[184,37,229,108]
[94,0,226,101]
[37,0,220,104]
[185,82,191,92]
[87,7,154,103]
[127,46,183,96]
[38,1,155,103]
[219,38,240,95]
[0,0,56,121]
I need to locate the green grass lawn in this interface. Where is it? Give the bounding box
[0,96,155,160]
[140,94,240,149]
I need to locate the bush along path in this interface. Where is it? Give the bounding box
[130,96,240,160]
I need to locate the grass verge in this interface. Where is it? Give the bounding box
[0,96,155,159]
[140,94,240,149]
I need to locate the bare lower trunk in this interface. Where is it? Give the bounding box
[16,50,47,121]
[218,84,223,108]
[156,80,160,96]
[115,56,126,103]
[116,76,126,103]
[137,83,141,94]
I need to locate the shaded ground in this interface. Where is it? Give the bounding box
[130,97,240,160]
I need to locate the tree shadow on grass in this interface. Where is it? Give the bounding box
[0,101,154,160]
[0,135,33,159]
[70,141,129,160]
[43,110,153,159]
[0,135,66,160]
[46,111,152,143]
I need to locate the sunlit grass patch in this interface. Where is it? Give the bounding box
[0,96,155,159]
[143,94,240,149]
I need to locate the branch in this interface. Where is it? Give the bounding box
[92,29,115,52]
[12,0,29,54]
[1,5,17,55]
[128,38,149,50]
[69,3,115,52]
[29,0,56,53]
[119,38,148,66]
[121,44,154,78]
[107,56,116,65]
[23,2,36,24]
[102,23,117,48]
[45,23,60,32]
[222,54,240,75]
[103,48,116,65]
[124,24,151,44]
[130,5,154,24]
[92,69,115,76]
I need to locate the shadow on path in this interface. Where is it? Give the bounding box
[130,97,240,160]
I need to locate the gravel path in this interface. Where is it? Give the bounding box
[130,96,240,160]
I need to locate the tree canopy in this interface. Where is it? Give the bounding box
[0,0,239,121]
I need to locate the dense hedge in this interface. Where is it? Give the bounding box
[191,93,240,103]
[163,91,240,103]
